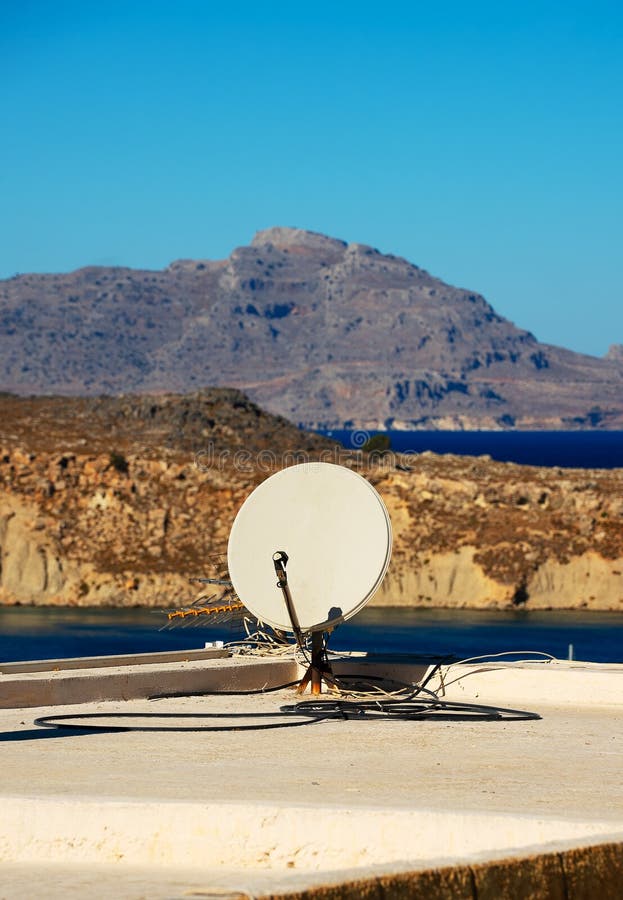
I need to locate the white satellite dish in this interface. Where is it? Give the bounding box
[227,462,392,636]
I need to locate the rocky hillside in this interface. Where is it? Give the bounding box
[2,227,622,429]
[0,389,336,458]
[1,393,622,611]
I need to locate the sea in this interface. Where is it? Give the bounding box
[2,430,622,665]
[1,605,622,664]
[323,429,623,469]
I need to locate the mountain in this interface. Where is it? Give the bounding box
[1,226,622,429]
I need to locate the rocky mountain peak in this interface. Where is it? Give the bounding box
[605,344,623,363]
[250,226,348,254]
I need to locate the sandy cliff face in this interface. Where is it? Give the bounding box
[0,390,335,608]
[0,493,69,599]
[0,448,235,607]
[1,393,622,611]
[373,457,623,609]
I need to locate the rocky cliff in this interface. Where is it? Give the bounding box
[2,227,622,429]
[1,393,622,611]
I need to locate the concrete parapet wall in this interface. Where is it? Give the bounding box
[331,654,623,708]
[1,796,620,873]
[0,647,228,674]
[0,655,299,708]
[1,796,622,899]
[432,659,623,708]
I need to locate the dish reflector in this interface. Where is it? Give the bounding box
[227,463,392,633]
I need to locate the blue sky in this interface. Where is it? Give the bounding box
[1,0,621,357]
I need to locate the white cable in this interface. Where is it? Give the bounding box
[448,650,556,667]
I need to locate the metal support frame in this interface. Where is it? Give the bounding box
[272,550,332,695]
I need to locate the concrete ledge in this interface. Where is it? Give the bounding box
[3,649,623,711]
[1,795,621,872]
[432,659,623,708]
[1,795,622,898]
[0,646,228,675]
[0,796,623,873]
[331,654,623,708]
[0,656,299,708]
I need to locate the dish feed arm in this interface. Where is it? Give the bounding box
[272,551,304,648]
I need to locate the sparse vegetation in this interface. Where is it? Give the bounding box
[362,433,391,454]
[109,451,129,474]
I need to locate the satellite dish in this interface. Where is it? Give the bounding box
[227,462,392,635]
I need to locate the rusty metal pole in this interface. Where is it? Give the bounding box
[272,550,330,695]
[311,631,323,695]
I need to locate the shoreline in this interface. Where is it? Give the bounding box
[2,597,623,613]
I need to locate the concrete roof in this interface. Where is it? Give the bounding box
[0,651,622,898]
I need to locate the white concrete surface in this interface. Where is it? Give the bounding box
[434,658,623,708]
[0,652,622,897]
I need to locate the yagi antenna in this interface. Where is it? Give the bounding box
[227,462,392,693]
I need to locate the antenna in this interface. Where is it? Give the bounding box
[227,462,392,693]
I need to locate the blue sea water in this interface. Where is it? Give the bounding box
[324,429,623,469]
[1,606,622,664]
